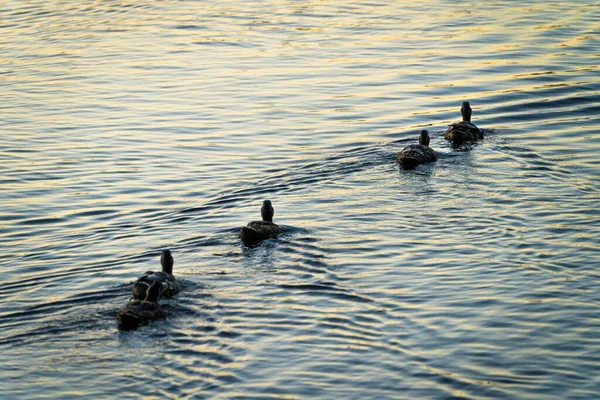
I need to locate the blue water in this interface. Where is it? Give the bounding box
[1,1,599,398]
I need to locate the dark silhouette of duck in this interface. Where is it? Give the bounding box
[397,130,437,169]
[117,281,168,330]
[444,101,484,144]
[131,249,181,301]
[239,200,281,247]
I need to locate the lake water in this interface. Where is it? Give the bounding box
[1,0,599,398]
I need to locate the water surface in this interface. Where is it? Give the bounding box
[1,0,599,399]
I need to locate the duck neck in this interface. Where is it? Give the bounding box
[461,104,472,122]
[161,250,173,274]
[261,204,274,222]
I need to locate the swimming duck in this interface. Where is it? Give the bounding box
[239,200,282,247]
[131,249,181,301]
[117,281,168,330]
[397,129,437,169]
[444,101,484,144]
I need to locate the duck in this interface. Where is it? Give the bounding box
[117,281,168,330]
[131,249,181,301]
[443,101,484,144]
[239,200,282,247]
[397,129,437,169]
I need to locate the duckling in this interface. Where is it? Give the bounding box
[117,281,167,330]
[131,249,181,301]
[444,101,484,144]
[239,200,282,247]
[397,130,437,169]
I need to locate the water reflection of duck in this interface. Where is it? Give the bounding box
[131,250,181,301]
[239,200,281,247]
[444,101,484,144]
[117,281,167,330]
[397,130,437,169]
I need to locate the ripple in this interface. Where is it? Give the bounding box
[1,0,599,398]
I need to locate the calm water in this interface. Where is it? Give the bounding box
[1,0,599,398]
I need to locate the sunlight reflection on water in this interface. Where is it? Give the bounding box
[1,0,599,398]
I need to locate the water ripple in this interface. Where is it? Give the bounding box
[1,0,599,398]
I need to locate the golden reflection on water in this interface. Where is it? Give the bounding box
[1,0,599,399]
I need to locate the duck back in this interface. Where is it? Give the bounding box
[397,144,437,169]
[116,299,168,330]
[444,121,483,143]
[239,221,281,246]
[132,271,181,300]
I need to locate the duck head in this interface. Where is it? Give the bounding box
[461,101,472,122]
[261,200,274,222]
[145,281,162,302]
[418,130,430,146]
[161,249,174,274]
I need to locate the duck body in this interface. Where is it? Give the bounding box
[239,200,281,247]
[131,271,180,300]
[117,281,167,331]
[116,298,168,331]
[444,121,483,143]
[397,130,437,169]
[398,144,437,169]
[240,221,281,246]
[131,249,180,301]
[443,101,484,144]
